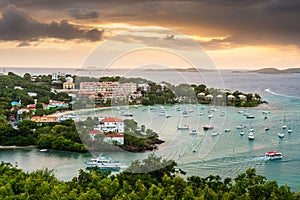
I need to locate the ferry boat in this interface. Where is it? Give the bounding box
[264,151,283,160]
[85,154,121,171]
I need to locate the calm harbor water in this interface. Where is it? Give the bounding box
[0,68,299,191]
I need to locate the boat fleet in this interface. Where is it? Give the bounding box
[175,106,294,141]
[82,106,289,171]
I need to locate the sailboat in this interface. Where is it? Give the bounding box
[282,115,288,129]
[278,132,285,138]
[287,122,292,133]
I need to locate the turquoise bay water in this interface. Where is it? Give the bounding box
[0,70,299,191]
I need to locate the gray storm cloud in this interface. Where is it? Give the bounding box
[0,5,104,45]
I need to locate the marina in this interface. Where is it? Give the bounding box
[0,70,299,192]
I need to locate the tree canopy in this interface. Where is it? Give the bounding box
[0,154,299,199]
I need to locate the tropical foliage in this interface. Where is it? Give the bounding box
[0,155,299,199]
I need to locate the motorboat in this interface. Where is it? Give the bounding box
[224,129,231,132]
[246,115,255,119]
[122,112,133,117]
[190,129,197,135]
[85,154,121,171]
[198,112,204,116]
[288,128,293,133]
[212,132,219,136]
[236,124,244,129]
[264,127,270,131]
[39,149,48,152]
[177,125,189,130]
[248,132,254,140]
[165,114,171,118]
[240,131,244,135]
[264,151,283,161]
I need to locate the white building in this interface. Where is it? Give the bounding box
[238,94,247,101]
[95,117,124,133]
[138,83,151,92]
[65,76,73,83]
[122,82,137,94]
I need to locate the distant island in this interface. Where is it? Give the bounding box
[233,67,300,74]
[144,68,214,72]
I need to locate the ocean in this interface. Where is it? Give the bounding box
[0,67,299,191]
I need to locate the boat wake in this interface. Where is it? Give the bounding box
[264,88,300,99]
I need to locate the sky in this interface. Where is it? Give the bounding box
[0,0,300,70]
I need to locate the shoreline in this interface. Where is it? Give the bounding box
[50,105,142,117]
[0,145,37,149]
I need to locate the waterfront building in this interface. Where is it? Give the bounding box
[31,115,58,123]
[95,117,124,133]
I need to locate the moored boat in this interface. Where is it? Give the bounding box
[177,125,189,130]
[236,124,244,129]
[264,151,283,160]
[248,132,254,140]
[190,129,197,135]
[85,154,121,171]
[203,124,214,130]
[212,132,219,136]
[282,125,287,129]
[246,115,255,119]
[278,132,285,138]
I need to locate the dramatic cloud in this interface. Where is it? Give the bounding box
[0,1,300,49]
[0,5,104,44]
[67,8,99,20]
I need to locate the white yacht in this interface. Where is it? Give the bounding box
[85,154,121,171]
